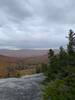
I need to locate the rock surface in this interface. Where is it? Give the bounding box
[0,74,44,100]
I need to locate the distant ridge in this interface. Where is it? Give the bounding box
[0,49,48,58]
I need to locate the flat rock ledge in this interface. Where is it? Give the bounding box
[0,74,44,100]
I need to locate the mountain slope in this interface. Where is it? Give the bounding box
[0,49,48,57]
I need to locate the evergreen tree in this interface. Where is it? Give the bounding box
[48,49,54,59]
[67,29,75,55]
[43,29,75,100]
[59,46,66,59]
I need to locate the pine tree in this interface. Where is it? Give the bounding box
[67,29,75,55]
[59,46,66,59]
[48,49,54,59]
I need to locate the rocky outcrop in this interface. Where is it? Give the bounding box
[0,74,44,100]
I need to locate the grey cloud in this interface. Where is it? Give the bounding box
[0,0,33,23]
[0,0,74,49]
[31,0,75,24]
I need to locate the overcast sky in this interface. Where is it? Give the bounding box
[0,0,75,49]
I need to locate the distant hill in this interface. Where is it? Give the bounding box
[0,49,59,65]
[0,54,48,65]
[0,49,58,78]
[0,49,48,58]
